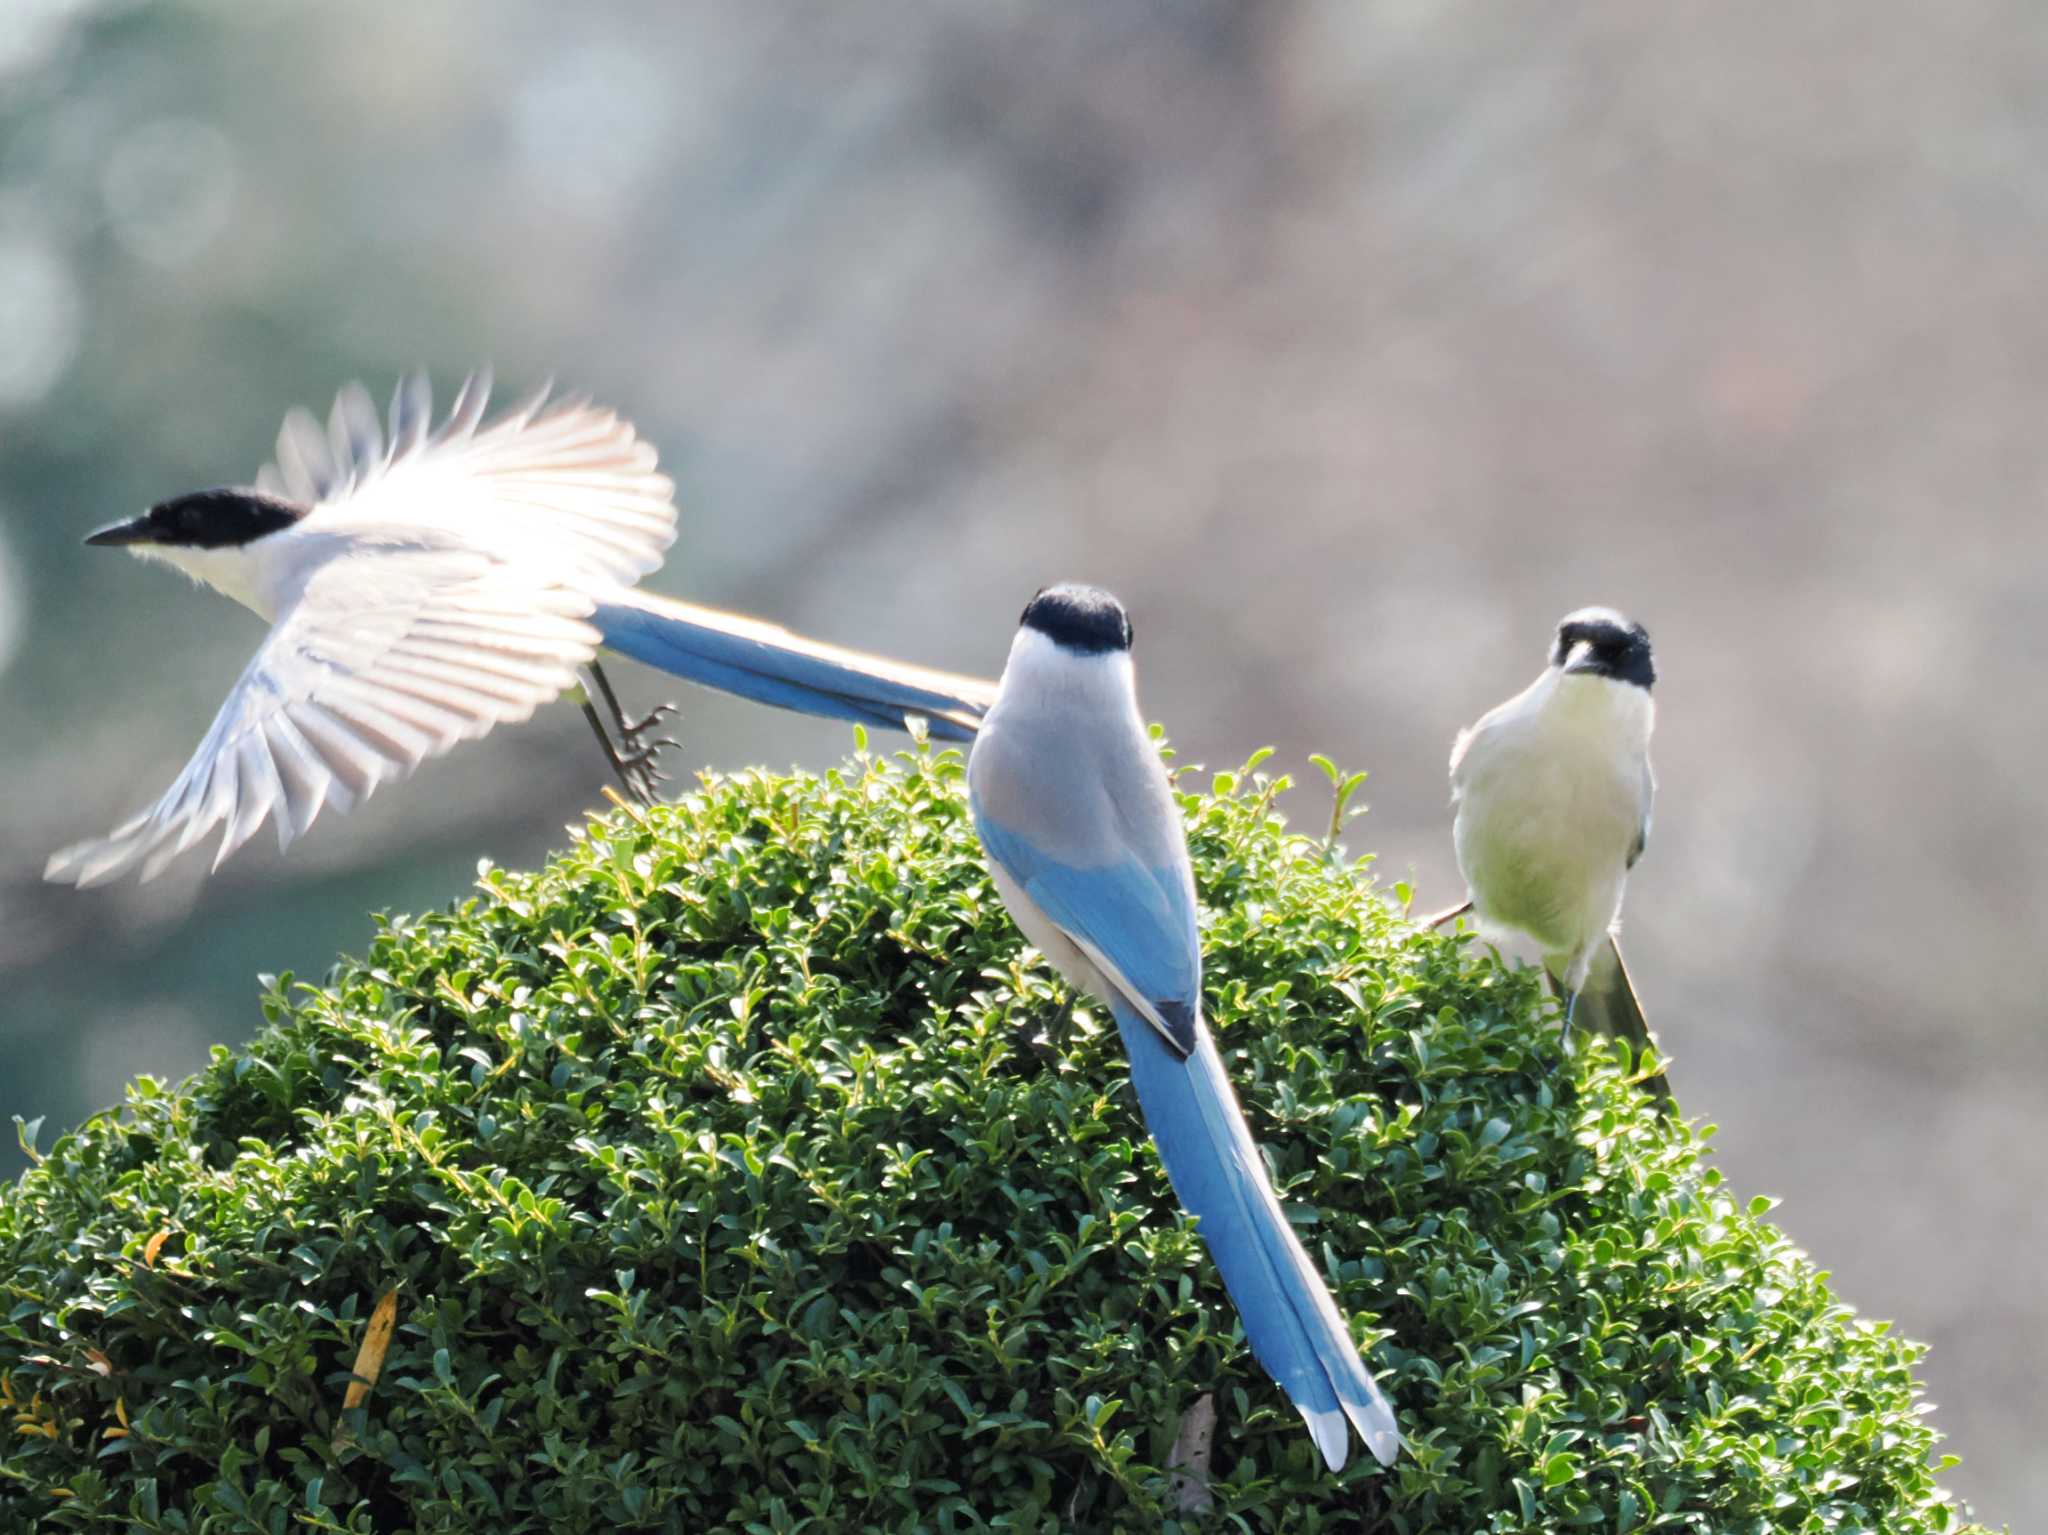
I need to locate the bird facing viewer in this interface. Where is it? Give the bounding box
[1442,607,1668,1099]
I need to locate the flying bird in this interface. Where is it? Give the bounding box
[1437,606,1669,1101]
[47,374,994,886]
[967,583,1401,1472]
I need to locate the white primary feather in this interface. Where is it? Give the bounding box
[46,375,678,886]
[257,372,676,596]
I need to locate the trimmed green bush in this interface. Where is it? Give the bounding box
[1,744,1984,1533]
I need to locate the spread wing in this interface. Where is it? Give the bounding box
[46,547,602,886]
[49,374,681,886]
[973,810,1202,1055]
[259,372,677,591]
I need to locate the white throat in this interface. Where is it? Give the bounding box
[1548,667,1656,745]
[132,541,279,621]
[994,626,1140,721]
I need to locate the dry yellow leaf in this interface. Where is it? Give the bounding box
[333,1288,400,1447]
[142,1230,170,1269]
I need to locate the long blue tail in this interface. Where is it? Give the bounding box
[1115,1001,1401,1470]
[592,589,995,742]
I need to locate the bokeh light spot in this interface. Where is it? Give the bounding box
[0,233,80,408]
[0,512,23,682]
[511,46,672,215]
[101,118,239,267]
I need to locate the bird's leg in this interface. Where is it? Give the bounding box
[586,661,680,756]
[1543,970,1578,1055]
[578,663,680,805]
[1420,897,1475,930]
[579,694,658,806]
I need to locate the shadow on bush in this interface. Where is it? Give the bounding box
[0,744,1985,1532]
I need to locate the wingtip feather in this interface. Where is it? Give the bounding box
[56,368,676,885]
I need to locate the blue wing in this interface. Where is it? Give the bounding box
[971,798,1403,1469]
[973,807,1201,1055]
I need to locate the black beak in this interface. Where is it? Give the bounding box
[85,515,154,547]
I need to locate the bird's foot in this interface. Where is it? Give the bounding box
[617,699,680,753]
[618,702,682,804]
[581,700,670,805]
[580,665,681,806]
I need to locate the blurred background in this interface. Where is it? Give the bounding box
[2,0,2041,1520]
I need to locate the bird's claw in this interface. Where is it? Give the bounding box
[615,742,678,804]
[618,702,678,746]
[613,710,680,804]
[579,663,682,807]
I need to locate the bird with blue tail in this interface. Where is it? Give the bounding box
[47,373,995,885]
[46,376,1404,1469]
[966,582,1402,1473]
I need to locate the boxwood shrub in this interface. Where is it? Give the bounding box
[0,744,1985,1533]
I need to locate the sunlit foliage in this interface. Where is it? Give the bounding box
[0,746,1981,1532]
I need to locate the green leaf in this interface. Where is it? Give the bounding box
[0,746,1979,1535]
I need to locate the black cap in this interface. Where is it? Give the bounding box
[1550,607,1654,690]
[85,488,306,551]
[1019,583,1133,654]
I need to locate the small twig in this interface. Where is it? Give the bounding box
[1419,898,1474,930]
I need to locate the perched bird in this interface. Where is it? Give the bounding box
[47,374,994,886]
[1438,607,1668,1100]
[968,583,1401,1472]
